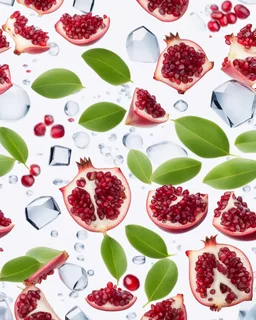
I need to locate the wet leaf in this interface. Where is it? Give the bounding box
[235,130,256,153]
[127,150,152,184]
[0,155,15,177]
[26,247,63,264]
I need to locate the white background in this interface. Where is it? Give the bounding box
[1,0,256,319]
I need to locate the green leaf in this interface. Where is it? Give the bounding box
[82,48,132,85]
[79,102,126,132]
[174,116,230,158]
[144,259,178,305]
[151,157,201,185]
[26,247,62,264]
[127,150,152,184]
[203,158,256,189]
[125,225,170,259]
[0,127,28,164]
[0,256,41,282]
[0,155,15,177]
[101,235,127,282]
[235,130,256,153]
[31,69,84,99]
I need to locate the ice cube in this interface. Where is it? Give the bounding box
[58,263,88,291]
[0,0,15,6]
[49,145,72,166]
[132,256,146,265]
[73,0,94,13]
[25,196,61,230]
[211,80,256,127]
[126,26,160,63]
[66,306,90,320]
[0,297,13,320]
[238,302,256,320]
[173,100,188,112]
[122,133,143,150]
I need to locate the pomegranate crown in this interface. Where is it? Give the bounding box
[164,32,180,44]
[76,157,94,170]
[202,235,218,247]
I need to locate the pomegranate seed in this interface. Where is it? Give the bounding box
[0,210,12,227]
[234,4,250,19]
[29,164,41,176]
[211,11,224,20]
[44,114,54,126]
[123,274,140,291]
[210,4,219,11]
[227,12,237,24]
[21,175,35,187]
[208,20,220,32]
[221,1,232,12]
[0,30,9,52]
[68,118,75,122]
[134,89,166,118]
[220,15,228,26]
[34,123,46,136]
[50,124,65,138]
[144,297,185,318]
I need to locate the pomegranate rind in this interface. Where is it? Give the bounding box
[136,0,189,22]
[86,295,137,311]
[186,235,253,310]
[154,33,214,94]
[60,158,131,234]
[0,66,12,95]
[54,15,110,46]
[125,88,169,127]
[0,47,10,54]
[0,223,14,238]
[17,0,64,16]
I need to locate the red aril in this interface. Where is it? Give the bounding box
[34,123,46,136]
[0,210,14,238]
[221,1,232,12]
[210,4,219,11]
[229,24,256,49]
[0,29,10,54]
[50,124,65,138]
[208,20,221,32]
[227,12,237,24]
[29,164,41,177]
[234,4,250,19]
[211,11,224,20]
[21,175,35,187]
[17,0,64,16]
[123,274,140,291]
[0,64,12,95]
[220,15,228,27]
[44,114,54,126]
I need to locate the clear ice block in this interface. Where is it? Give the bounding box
[0,0,15,6]
[0,294,13,320]
[49,145,72,166]
[58,263,88,291]
[65,306,90,320]
[73,0,94,13]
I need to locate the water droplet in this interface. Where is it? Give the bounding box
[177,245,182,251]
[64,101,79,117]
[114,155,124,166]
[129,127,136,132]
[108,133,117,141]
[173,100,188,112]
[126,312,137,319]
[132,256,146,265]
[77,255,85,261]
[205,4,213,15]
[76,230,88,240]
[53,178,69,186]
[243,185,251,193]
[123,133,143,150]
[100,146,111,154]
[73,132,90,149]
[58,293,63,297]
[91,132,97,136]
[51,230,58,237]
[74,243,85,253]
[26,190,33,196]
[0,185,3,190]
[104,153,113,164]
[69,291,79,298]
[252,247,256,252]
[8,175,18,184]
[129,173,136,179]
[48,42,60,56]
[87,270,94,276]
[22,79,30,86]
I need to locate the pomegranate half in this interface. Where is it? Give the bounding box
[0,65,12,95]
[154,33,214,94]
[17,0,64,16]
[2,11,50,55]
[0,29,10,54]
[60,158,131,234]
[14,285,60,319]
[125,88,169,127]
[136,0,189,22]
[141,294,187,320]
[0,210,14,238]
[86,282,137,311]
[146,185,208,233]
[186,235,253,311]
[55,13,110,46]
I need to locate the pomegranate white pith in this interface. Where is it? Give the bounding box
[17,0,64,15]
[0,210,14,238]
[0,65,12,95]
[186,236,253,311]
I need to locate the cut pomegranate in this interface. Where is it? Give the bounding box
[141,294,187,320]
[17,0,63,16]
[213,192,256,240]
[60,158,131,233]
[125,88,169,127]
[55,13,110,46]
[208,20,220,32]
[0,29,10,54]
[14,285,60,320]
[154,33,214,94]
[21,175,35,187]
[86,282,136,311]
[186,235,253,310]
[50,124,65,138]
[221,1,232,12]
[34,123,46,136]
[30,164,41,177]
[0,210,14,239]
[44,115,54,126]
[2,11,50,55]
[123,274,140,291]
[0,64,12,95]
[146,185,208,233]
[234,4,250,19]
[136,0,189,22]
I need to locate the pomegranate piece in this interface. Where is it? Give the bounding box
[221,1,232,12]
[30,164,41,176]
[141,294,187,320]
[125,88,169,127]
[0,29,10,54]
[50,124,65,138]
[146,185,208,233]
[60,158,131,233]
[44,114,54,126]
[208,20,220,32]
[234,4,250,19]
[55,13,110,46]
[226,12,237,24]
[0,210,14,239]
[186,235,253,310]
[154,33,214,94]
[0,64,12,95]
[123,274,140,291]
[34,123,46,136]
[136,0,189,22]
[227,24,256,49]
[2,11,50,55]
[86,282,136,311]
[21,174,35,187]
[14,285,60,319]
[17,0,63,16]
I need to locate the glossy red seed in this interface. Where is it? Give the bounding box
[21,175,35,187]
[221,1,232,12]
[227,12,237,24]
[44,114,54,126]
[211,11,224,20]
[208,20,220,32]
[210,4,219,11]
[123,274,140,291]
[51,124,65,138]
[29,164,41,176]
[234,4,250,19]
[220,14,228,26]
[34,123,46,136]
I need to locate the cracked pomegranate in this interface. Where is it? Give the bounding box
[186,235,253,310]
[141,294,187,320]
[17,0,63,15]
[55,13,110,45]
[14,285,60,319]
[0,29,10,54]
[154,33,213,94]
[0,210,14,238]
[0,64,12,95]
[86,282,136,311]
[146,185,208,233]
[125,88,169,127]
[60,158,131,233]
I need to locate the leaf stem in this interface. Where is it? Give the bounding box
[24,163,29,170]
[143,301,150,308]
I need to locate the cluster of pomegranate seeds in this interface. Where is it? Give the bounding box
[21,164,41,188]
[233,57,256,81]
[0,29,9,52]
[24,311,55,319]
[135,89,166,118]
[0,210,12,227]
[87,282,134,307]
[16,289,42,318]
[149,186,207,225]
[225,24,256,48]
[34,115,64,138]
[0,65,10,85]
[23,0,57,12]
[144,298,185,319]
[146,0,188,17]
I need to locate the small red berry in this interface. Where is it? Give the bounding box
[51,124,65,138]
[123,274,140,291]
[68,118,75,122]
[208,20,220,32]
[221,1,232,12]
[21,175,35,187]
[220,14,228,26]
[30,164,41,176]
[44,115,54,126]
[211,11,224,20]
[227,12,237,24]
[210,4,219,11]
[34,123,46,136]
[234,4,250,19]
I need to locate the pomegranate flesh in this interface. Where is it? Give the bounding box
[60,158,131,234]
[0,29,10,54]
[186,235,253,310]
[146,185,208,233]
[55,13,110,46]
[136,0,189,22]
[2,11,50,55]
[125,88,169,127]
[17,0,64,16]
[0,210,14,238]
[154,33,214,94]
[141,294,187,320]
[0,64,12,95]
[86,282,136,311]
[14,285,60,320]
